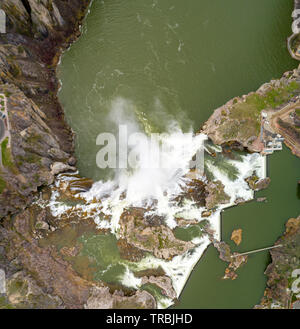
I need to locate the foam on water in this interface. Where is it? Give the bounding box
[206,153,266,206]
[121,267,142,289]
[42,98,267,307]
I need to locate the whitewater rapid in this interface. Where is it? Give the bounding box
[41,99,267,308]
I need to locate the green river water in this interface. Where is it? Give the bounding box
[58,0,300,308]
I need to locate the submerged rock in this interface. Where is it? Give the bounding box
[213,240,232,263]
[257,197,267,203]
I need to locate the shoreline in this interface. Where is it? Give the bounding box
[0,0,299,309]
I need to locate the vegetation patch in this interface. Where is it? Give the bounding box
[1,138,14,168]
[0,296,14,309]
[219,81,300,142]
[16,152,41,166]
[0,175,6,194]
[205,180,230,210]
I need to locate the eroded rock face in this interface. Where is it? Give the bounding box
[205,180,230,210]
[0,84,75,216]
[141,276,177,300]
[174,178,207,207]
[2,0,90,44]
[6,271,63,308]
[2,208,93,308]
[119,208,194,260]
[245,173,271,191]
[0,204,159,309]
[0,0,92,218]
[202,68,300,154]
[0,1,141,309]
[0,0,298,310]
[85,286,156,309]
[117,239,145,262]
[256,216,300,309]
[51,162,76,175]
[212,240,232,263]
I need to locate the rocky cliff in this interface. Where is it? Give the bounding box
[202,68,300,155]
[0,0,299,310]
[256,216,300,309]
[0,0,160,310]
[0,0,91,218]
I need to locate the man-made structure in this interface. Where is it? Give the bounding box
[262,133,284,155]
[260,97,300,156]
[261,110,284,155]
[231,244,283,258]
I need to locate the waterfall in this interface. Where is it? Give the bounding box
[42,98,266,308]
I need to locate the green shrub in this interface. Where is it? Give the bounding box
[1,138,14,168]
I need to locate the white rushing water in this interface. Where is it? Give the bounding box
[43,98,267,308]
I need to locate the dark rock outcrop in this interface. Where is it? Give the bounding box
[0,204,157,309]
[0,0,91,218]
[202,68,300,155]
[119,208,194,260]
[256,216,300,309]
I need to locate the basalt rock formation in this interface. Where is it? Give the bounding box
[202,68,300,156]
[0,0,91,218]
[119,208,194,260]
[256,217,300,309]
[0,0,300,310]
[0,0,158,310]
[0,196,157,309]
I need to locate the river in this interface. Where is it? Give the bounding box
[57,0,300,308]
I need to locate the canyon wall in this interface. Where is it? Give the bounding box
[0,0,91,218]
